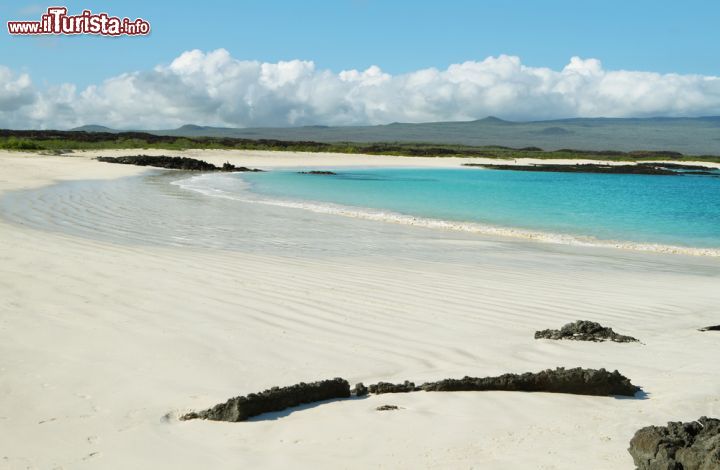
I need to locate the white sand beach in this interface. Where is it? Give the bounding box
[1,150,719,469]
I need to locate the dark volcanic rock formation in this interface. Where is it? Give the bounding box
[420,367,640,397]
[463,162,719,176]
[628,416,720,469]
[353,383,369,397]
[655,162,717,171]
[96,155,262,172]
[535,320,639,343]
[182,368,640,422]
[368,381,418,394]
[376,405,400,411]
[298,170,337,175]
[181,378,350,422]
[699,325,720,332]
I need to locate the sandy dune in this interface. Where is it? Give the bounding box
[1,151,719,469]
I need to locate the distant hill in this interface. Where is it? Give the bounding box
[70,125,119,133]
[70,116,720,155]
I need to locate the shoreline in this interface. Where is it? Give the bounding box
[1,150,720,469]
[87,148,720,170]
[174,172,720,258]
[8,146,720,170]
[4,149,719,257]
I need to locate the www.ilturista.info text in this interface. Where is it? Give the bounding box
[7,7,150,36]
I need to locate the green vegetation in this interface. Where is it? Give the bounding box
[1,130,719,163]
[0,137,44,151]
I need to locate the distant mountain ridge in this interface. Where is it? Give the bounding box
[69,116,720,155]
[71,125,117,133]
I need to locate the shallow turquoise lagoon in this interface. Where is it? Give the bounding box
[232,167,720,249]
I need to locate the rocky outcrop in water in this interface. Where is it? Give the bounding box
[420,367,639,396]
[181,378,350,422]
[535,320,640,343]
[699,325,720,332]
[463,162,719,176]
[96,155,262,172]
[655,162,718,171]
[298,170,337,175]
[628,416,720,469]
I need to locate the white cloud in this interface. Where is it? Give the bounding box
[0,67,36,113]
[3,49,720,129]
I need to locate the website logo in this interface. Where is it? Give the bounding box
[7,7,150,36]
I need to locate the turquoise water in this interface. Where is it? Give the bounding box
[231,167,720,249]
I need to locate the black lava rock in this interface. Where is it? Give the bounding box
[420,367,640,397]
[367,381,417,394]
[96,155,262,172]
[353,383,369,397]
[699,325,720,332]
[181,378,350,422]
[464,163,681,176]
[181,367,640,423]
[535,320,639,343]
[628,416,720,469]
[376,405,400,411]
[298,170,337,175]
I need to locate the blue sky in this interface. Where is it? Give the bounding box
[2,0,720,128]
[2,0,718,87]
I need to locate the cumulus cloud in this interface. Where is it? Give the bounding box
[0,67,36,113]
[3,49,720,129]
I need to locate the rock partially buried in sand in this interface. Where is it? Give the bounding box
[181,378,350,422]
[535,320,639,343]
[353,383,369,397]
[628,416,720,469]
[376,405,400,411]
[421,367,640,397]
[96,155,262,172]
[368,381,418,394]
[183,368,640,422]
[699,325,720,332]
